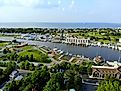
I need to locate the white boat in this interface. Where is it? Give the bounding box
[69,53,72,56]
[60,51,64,54]
[57,50,61,52]
[65,52,69,55]
[53,48,58,51]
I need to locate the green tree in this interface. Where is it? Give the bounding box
[87,66,92,76]
[43,81,61,91]
[25,61,30,70]
[43,73,64,91]
[17,56,23,62]
[64,70,82,90]
[29,63,35,71]
[19,61,25,69]
[30,54,34,61]
[0,68,3,75]
[25,55,29,61]
[97,77,121,91]
[23,84,33,91]
[5,81,15,91]
[3,48,8,54]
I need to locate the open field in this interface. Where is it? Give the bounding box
[0,41,10,47]
[0,34,20,37]
[18,46,51,63]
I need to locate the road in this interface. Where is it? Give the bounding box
[82,80,98,91]
[82,80,99,86]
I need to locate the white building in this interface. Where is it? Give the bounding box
[97,42,102,46]
[63,37,90,45]
[90,61,121,79]
[15,75,23,81]
[9,70,19,79]
[21,34,37,40]
[119,38,121,43]
[38,34,52,42]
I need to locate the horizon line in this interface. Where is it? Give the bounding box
[0,22,121,24]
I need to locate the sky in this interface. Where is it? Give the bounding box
[0,0,121,23]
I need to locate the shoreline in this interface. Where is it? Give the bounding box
[0,37,121,61]
[0,22,121,28]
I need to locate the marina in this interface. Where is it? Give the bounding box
[0,37,121,61]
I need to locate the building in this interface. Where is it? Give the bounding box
[90,61,121,79]
[38,34,52,42]
[93,56,105,64]
[15,75,23,81]
[21,34,37,40]
[15,43,28,48]
[119,38,121,43]
[69,89,75,91]
[63,37,90,45]
[52,36,62,43]
[97,42,102,46]
[9,70,19,79]
[48,50,57,57]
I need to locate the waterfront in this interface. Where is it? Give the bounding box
[0,0,121,90]
[23,40,121,61]
[0,37,121,61]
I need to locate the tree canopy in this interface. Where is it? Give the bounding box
[97,77,121,91]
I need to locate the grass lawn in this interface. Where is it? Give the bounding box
[0,34,20,37]
[0,41,10,47]
[96,39,111,44]
[78,31,120,43]
[18,46,51,63]
[21,46,34,50]
[19,49,42,59]
[19,47,42,61]
[59,31,120,44]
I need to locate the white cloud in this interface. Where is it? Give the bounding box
[0,0,41,7]
[0,0,60,8]
[47,1,51,5]
[62,7,65,11]
[0,0,17,6]
[69,0,75,8]
[17,0,40,7]
[58,0,61,5]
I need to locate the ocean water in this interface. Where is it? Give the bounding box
[0,22,121,28]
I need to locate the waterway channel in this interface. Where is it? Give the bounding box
[0,37,120,61]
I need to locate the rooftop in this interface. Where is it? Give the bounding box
[15,75,23,81]
[92,65,118,69]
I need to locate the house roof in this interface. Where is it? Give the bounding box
[92,66,118,69]
[15,75,23,80]
[69,89,75,91]
[11,70,18,76]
